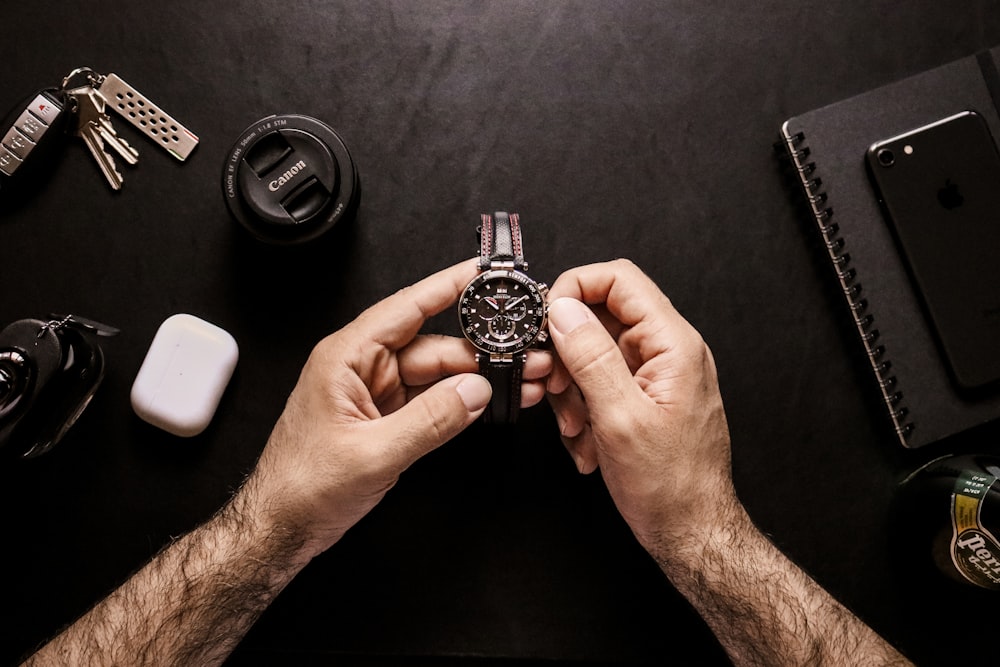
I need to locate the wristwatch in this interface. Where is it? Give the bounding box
[458,211,549,424]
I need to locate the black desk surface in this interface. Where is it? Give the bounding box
[3,3,1000,665]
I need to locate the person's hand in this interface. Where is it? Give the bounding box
[239,259,552,560]
[544,259,733,555]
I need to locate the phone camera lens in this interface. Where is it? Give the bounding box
[877,148,895,167]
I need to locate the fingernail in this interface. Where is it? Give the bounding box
[456,374,492,412]
[548,298,592,335]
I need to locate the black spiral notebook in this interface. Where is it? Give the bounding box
[779,46,1000,449]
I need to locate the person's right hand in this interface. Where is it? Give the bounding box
[544,259,735,556]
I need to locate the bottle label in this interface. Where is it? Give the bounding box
[951,470,1000,589]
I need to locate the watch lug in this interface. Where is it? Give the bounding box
[488,352,516,364]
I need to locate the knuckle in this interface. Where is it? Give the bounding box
[609,257,639,272]
[571,339,623,382]
[408,390,459,446]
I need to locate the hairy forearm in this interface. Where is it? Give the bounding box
[23,478,309,667]
[652,501,913,667]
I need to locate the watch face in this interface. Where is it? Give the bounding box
[459,269,547,354]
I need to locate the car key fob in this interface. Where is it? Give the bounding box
[0,88,69,201]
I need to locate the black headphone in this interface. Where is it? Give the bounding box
[0,315,117,459]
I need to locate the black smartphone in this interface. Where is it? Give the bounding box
[866,110,1000,391]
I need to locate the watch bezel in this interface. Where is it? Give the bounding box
[458,269,548,355]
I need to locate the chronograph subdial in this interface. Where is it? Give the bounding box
[487,314,515,340]
[502,295,529,321]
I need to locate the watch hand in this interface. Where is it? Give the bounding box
[504,295,528,309]
[484,297,500,311]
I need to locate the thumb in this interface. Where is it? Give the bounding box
[379,373,492,465]
[547,298,641,413]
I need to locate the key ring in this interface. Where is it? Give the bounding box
[60,67,102,92]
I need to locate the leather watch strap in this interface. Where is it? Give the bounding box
[479,212,525,270]
[478,353,523,424]
[476,210,528,424]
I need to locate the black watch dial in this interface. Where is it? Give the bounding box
[459,269,547,354]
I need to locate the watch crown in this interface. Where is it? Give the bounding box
[538,282,549,295]
[535,330,549,344]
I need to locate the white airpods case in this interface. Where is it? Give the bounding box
[130,314,239,437]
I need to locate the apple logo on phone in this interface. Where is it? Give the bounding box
[938,179,965,210]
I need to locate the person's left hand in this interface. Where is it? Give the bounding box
[238,259,552,561]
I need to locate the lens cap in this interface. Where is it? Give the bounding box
[222,114,360,245]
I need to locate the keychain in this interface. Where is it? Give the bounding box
[0,67,199,194]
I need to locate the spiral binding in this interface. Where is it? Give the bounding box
[779,129,915,443]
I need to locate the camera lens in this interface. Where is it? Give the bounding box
[877,148,895,167]
[222,114,360,245]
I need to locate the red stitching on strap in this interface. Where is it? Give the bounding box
[481,213,492,258]
[510,213,523,258]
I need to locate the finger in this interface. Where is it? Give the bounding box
[401,376,548,411]
[399,335,478,386]
[548,258,683,334]
[520,380,547,408]
[519,350,554,406]
[563,431,600,475]
[546,379,588,438]
[399,339,552,388]
[546,348,573,395]
[546,383,598,473]
[523,349,554,381]
[379,373,492,466]
[546,298,646,421]
[353,258,480,351]
[549,259,700,372]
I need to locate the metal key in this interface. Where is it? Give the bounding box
[69,86,138,190]
[73,85,139,166]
